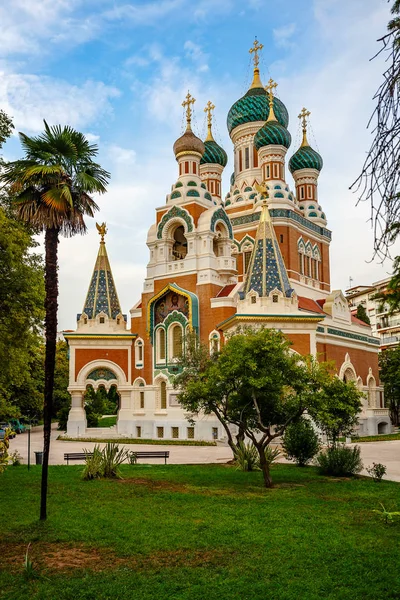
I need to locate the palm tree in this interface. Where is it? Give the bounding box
[1,121,110,520]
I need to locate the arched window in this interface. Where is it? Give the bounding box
[172,225,187,260]
[244,250,252,273]
[169,324,183,360]
[156,328,166,362]
[135,339,144,368]
[209,331,220,355]
[298,238,305,276]
[368,377,376,408]
[161,381,167,409]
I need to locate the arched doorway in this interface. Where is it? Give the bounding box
[84,383,120,428]
[172,225,187,260]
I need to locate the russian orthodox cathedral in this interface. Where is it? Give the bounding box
[64,40,390,440]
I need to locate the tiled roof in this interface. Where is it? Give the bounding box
[216,284,236,297]
[81,240,122,320]
[298,296,326,314]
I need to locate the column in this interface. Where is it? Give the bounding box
[66,391,87,437]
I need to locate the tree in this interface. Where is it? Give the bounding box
[310,378,363,446]
[351,1,400,312]
[356,304,370,325]
[379,347,400,426]
[0,111,44,421]
[176,328,324,488]
[1,122,110,520]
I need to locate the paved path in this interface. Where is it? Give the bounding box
[8,425,233,466]
[8,426,400,482]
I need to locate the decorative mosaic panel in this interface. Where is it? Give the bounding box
[327,328,380,346]
[210,208,233,239]
[87,368,117,381]
[187,189,200,197]
[157,206,193,239]
[154,292,189,327]
[230,209,332,240]
[170,191,181,199]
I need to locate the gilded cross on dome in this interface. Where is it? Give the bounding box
[298,107,311,146]
[265,78,278,121]
[249,38,263,68]
[182,91,196,130]
[204,100,215,141]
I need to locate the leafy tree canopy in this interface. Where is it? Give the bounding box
[356,304,371,325]
[379,346,400,426]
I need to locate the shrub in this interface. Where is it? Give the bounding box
[9,450,22,466]
[367,462,387,482]
[128,451,138,465]
[81,446,103,480]
[316,445,363,477]
[282,419,320,466]
[263,446,281,467]
[102,443,129,479]
[234,441,259,471]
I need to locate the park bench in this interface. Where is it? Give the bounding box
[64,450,170,465]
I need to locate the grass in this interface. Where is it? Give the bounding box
[1,464,400,600]
[352,433,400,443]
[95,416,117,428]
[57,435,216,446]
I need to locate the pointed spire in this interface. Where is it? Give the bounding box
[204,100,215,141]
[249,38,264,89]
[298,107,311,147]
[81,224,123,319]
[244,198,294,298]
[265,78,278,122]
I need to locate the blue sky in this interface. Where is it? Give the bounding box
[0,0,397,330]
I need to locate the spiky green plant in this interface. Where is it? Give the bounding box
[101,443,129,479]
[81,446,103,480]
[373,503,400,524]
[233,441,260,471]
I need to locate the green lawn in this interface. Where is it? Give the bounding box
[1,464,400,600]
[95,415,117,428]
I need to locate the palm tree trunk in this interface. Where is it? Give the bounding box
[40,226,59,521]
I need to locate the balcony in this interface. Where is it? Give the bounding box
[216,256,237,274]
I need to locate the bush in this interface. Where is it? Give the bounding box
[316,445,363,477]
[9,450,22,466]
[234,441,259,471]
[82,443,130,480]
[367,462,387,482]
[81,446,104,480]
[263,446,281,467]
[282,419,320,466]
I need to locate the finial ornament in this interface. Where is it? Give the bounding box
[254,183,271,223]
[249,38,264,89]
[265,78,278,122]
[182,91,196,131]
[204,100,215,142]
[249,38,264,68]
[96,222,107,243]
[298,107,311,147]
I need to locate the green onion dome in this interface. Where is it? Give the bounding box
[200,139,228,167]
[230,172,235,186]
[289,143,323,173]
[227,86,289,134]
[254,119,291,150]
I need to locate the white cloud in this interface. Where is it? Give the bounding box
[103,0,185,24]
[273,23,296,49]
[107,144,137,166]
[184,40,209,72]
[0,72,120,133]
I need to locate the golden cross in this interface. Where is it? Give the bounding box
[204,100,215,127]
[298,107,311,132]
[265,78,278,105]
[249,38,263,68]
[182,91,196,130]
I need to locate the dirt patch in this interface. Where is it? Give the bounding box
[0,542,233,574]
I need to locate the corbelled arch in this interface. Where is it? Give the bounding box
[76,359,127,390]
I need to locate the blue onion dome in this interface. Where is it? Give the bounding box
[254,119,291,150]
[289,142,323,173]
[227,71,289,134]
[201,139,228,167]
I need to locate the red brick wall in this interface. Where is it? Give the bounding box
[75,348,129,380]
[316,343,379,384]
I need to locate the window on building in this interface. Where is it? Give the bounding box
[192,162,196,174]
[187,426,195,439]
[100,316,105,324]
[83,317,88,324]
[217,181,220,196]
[244,251,252,273]
[140,391,144,409]
[299,252,304,275]
[158,328,166,361]
[212,427,218,440]
[272,294,279,303]
[138,342,143,362]
[273,164,279,178]
[172,225,187,260]
[266,165,270,178]
[185,161,189,174]
[210,180,214,193]
[239,149,243,171]
[171,325,183,359]
[136,426,142,438]
[300,186,305,199]
[280,165,284,179]
[251,295,257,304]
[280,234,284,243]
[253,146,258,167]
[157,427,164,439]
[161,381,167,409]
[245,147,250,169]
[307,185,312,199]
[172,427,179,439]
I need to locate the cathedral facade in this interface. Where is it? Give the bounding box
[64,42,391,440]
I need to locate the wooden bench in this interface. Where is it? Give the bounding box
[64,451,170,465]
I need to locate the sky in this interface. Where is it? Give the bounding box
[1,0,398,331]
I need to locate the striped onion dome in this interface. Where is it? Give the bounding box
[289,143,323,173]
[227,85,289,134]
[254,119,291,150]
[200,139,228,167]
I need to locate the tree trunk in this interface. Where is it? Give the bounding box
[257,445,273,488]
[40,227,59,521]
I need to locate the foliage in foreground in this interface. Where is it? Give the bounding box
[282,418,320,466]
[316,445,363,477]
[233,441,281,472]
[82,443,129,480]
[379,346,400,426]
[367,462,387,482]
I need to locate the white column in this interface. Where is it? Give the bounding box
[66,391,87,437]
[117,390,133,435]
